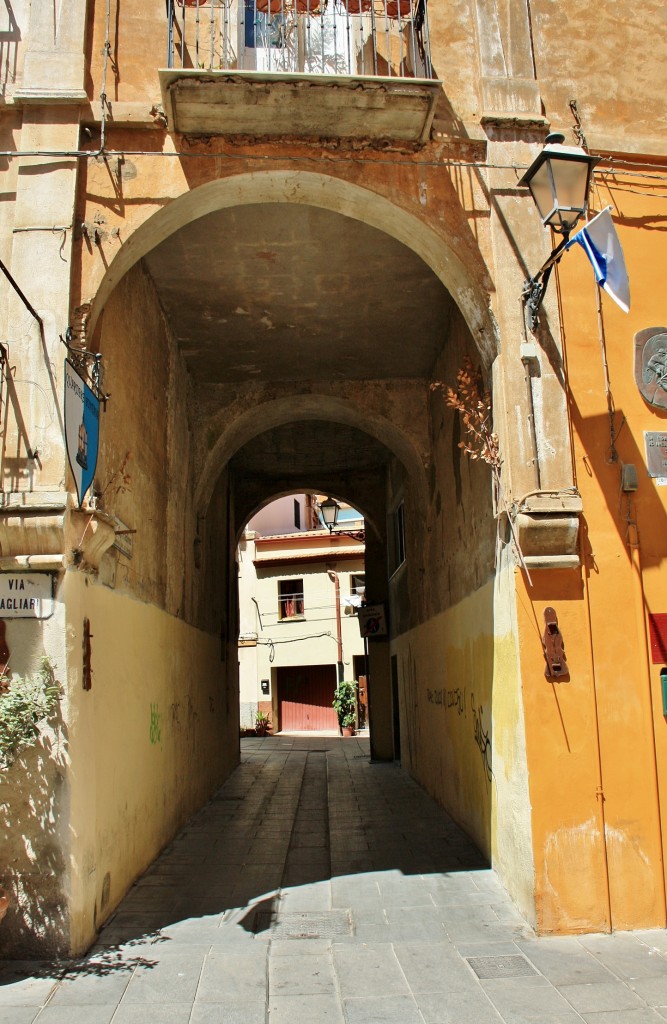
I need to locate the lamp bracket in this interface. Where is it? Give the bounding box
[521,233,570,331]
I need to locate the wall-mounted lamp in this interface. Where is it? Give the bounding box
[519,133,599,330]
[317,497,365,543]
[319,496,340,532]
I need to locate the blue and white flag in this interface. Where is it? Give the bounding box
[65,360,100,507]
[565,206,630,313]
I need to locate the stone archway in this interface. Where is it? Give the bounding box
[86,170,499,365]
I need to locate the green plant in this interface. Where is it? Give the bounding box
[255,710,271,736]
[332,680,357,729]
[0,658,61,770]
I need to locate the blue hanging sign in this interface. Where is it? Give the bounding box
[64,360,100,507]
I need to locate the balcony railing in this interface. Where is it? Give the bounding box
[166,0,433,81]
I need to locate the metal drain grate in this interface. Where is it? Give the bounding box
[466,954,538,980]
[254,909,353,939]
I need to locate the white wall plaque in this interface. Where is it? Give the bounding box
[0,574,54,619]
[645,432,667,482]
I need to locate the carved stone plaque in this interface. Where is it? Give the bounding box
[644,432,667,480]
[635,327,667,409]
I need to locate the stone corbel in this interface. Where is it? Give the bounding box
[513,491,583,570]
[65,508,117,569]
[0,493,117,571]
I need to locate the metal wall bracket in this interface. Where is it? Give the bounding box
[542,606,569,680]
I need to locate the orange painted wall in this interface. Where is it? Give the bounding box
[519,167,667,933]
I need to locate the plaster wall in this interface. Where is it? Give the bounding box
[391,566,534,923]
[0,594,70,957]
[63,570,235,955]
[516,172,667,934]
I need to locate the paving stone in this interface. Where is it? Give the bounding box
[47,970,132,1006]
[392,941,471,993]
[343,994,424,1023]
[559,981,646,1012]
[119,955,203,1004]
[269,939,333,956]
[0,975,58,1008]
[111,1004,193,1023]
[268,953,336,995]
[333,943,409,998]
[0,1009,37,1024]
[580,1011,667,1024]
[518,937,618,986]
[267,994,345,1023]
[579,934,667,980]
[481,975,588,1023]
[415,989,505,1024]
[383,907,448,941]
[196,951,267,1003]
[629,977,667,1007]
[33,1008,117,1023]
[190,1003,267,1024]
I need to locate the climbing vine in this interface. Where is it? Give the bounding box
[432,357,532,581]
[431,356,501,483]
[0,658,61,770]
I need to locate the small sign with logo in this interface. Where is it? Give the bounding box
[0,574,54,619]
[358,604,388,638]
[65,360,100,507]
[644,432,667,485]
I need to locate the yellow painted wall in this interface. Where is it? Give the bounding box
[517,168,667,933]
[64,571,237,954]
[392,566,536,924]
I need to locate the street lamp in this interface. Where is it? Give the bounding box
[317,496,365,543]
[319,496,340,532]
[519,132,599,329]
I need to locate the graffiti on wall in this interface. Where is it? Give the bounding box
[149,703,162,744]
[427,684,493,782]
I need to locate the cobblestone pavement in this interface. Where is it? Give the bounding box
[2,734,667,1023]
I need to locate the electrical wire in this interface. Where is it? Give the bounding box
[0,139,665,184]
[255,630,338,662]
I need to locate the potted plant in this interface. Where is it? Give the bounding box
[333,680,357,736]
[255,710,271,736]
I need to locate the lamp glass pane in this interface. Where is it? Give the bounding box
[527,161,556,223]
[549,157,590,214]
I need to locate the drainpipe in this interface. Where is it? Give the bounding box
[327,570,344,682]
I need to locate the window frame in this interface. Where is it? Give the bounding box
[278,578,305,620]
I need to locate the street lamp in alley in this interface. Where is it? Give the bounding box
[519,132,599,330]
[317,496,365,543]
[319,496,340,532]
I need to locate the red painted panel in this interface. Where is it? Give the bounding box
[278,665,339,731]
[649,613,667,665]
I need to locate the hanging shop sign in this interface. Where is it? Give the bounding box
[0,573,54,619]
[358,604,388,638]
[644,431,667,485]
[65,360,100,507]
[635,327,667,410]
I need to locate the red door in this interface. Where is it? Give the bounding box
[278,665,339,731]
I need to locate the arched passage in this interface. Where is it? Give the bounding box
[59,167,531,959]
[195,393,429,518]
[86,170,499,366]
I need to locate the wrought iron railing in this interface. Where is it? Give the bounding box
[166,0,433,80]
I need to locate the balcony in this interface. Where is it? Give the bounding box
[159,0,439,143]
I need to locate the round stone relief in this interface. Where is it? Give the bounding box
[634,327,667,410]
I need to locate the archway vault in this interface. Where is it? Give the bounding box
[195,394,429,519]
[88,170,499,365]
